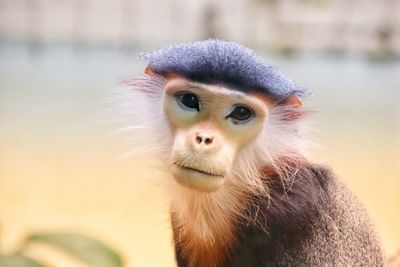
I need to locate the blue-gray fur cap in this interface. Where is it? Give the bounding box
[144,39,306,101]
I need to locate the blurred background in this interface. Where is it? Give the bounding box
[0,0,399,266]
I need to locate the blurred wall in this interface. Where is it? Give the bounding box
[1,0,400,55]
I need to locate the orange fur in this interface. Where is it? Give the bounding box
[170,184,249,267]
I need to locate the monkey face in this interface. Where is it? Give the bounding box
[163,77,269,192]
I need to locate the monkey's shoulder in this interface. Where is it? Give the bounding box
[236,164,334,253]
[228,163,386,266]
[249,163,335,233]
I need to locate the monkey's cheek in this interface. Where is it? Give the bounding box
[171,165,225,192]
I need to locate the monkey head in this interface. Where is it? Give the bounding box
[125,40,306,193]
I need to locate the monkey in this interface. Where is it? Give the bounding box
[122,40,387,266]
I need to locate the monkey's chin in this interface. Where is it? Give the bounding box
[171,165,225,192]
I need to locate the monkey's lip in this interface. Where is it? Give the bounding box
[173,163,224,178]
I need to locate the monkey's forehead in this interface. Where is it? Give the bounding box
[144,39,307,101]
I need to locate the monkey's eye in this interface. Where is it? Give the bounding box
[176,92,200,111]
[227,105,254,123]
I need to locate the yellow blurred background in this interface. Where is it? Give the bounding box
[0,0,399,266]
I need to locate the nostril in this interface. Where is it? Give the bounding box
[195,135,203,144]
[204,137,213,145]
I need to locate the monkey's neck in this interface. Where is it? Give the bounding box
[170,185,247,267]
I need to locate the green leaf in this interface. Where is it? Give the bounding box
[26,233,123,267]
[0,255,46,267]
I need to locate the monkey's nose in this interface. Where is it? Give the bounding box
[187,131,220,154]
[195,133,214,145]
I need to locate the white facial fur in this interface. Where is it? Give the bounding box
[117,73,309,193]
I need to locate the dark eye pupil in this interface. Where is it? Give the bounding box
[229,106,252,121]
[180,93,199,111]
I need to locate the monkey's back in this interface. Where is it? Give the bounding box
[224,164,386,267]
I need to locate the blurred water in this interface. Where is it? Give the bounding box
[0,44,399,265]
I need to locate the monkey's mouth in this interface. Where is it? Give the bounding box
[171,162,226,192]
[173,163,224,178]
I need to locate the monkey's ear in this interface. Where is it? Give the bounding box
[144,66,155,75]
[286,95,302,107]
[280,95,304,121]
[144,67,179,79]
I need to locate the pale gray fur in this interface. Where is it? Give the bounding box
[145,39,306,100]
[283,176,386,266]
